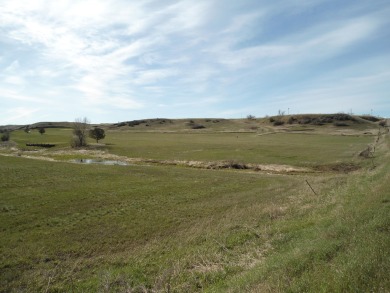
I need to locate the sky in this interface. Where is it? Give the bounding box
[1,0,389,125]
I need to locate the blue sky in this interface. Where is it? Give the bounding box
[1,0,389,125]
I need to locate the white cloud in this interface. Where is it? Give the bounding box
[0,0,389,123]
[110,97,144,110]
[1,89,48,104]
[134,68,178,85]
[263,68,390,115]
[298,17,379,57]
[3,76,24,85]
[3,107,40,124]
[158,0,211,33]
[4,60,20,72]
[211,15,381,72]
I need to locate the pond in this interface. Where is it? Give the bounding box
[71,159,129,166]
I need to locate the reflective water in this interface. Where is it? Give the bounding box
[71,159,129,166]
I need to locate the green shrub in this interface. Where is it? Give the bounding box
[334,122,349,127]
[273,121,285,126]
[192,124,206,129]
[1,131,10,141]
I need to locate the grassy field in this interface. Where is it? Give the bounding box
[104,132,373,167]
[8,125,375,167]
[0,118,389,292]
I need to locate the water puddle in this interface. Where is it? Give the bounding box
[71,159,129,166]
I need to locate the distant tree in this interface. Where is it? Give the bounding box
[38,127,45,135]
[24,126,30,133]
[71,117,90,147]
[247,114,256,120]
[89,127,105,143]
[1,131,10,142]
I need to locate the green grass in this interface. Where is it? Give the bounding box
[10,128,73,150]
[6,119,377,166]
[0,155,303,291]
[0,122,388,292]
[104,132,372,167]
[9,128,373,167]
[208,158,390,292]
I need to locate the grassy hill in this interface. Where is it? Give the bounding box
[0,115,389,292]
[104,114,383,135]
[1,114,384,133]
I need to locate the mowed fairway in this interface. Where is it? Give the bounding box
[1,122,389,292]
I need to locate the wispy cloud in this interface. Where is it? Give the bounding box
[0,0,389,124]
[3,107,40,125]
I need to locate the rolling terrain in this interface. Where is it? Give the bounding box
[0,115,389,292]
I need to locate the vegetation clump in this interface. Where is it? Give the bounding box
[89,127,105,143]
[269,113,360,126]
[191,124,206,129]
[334,122,349,127]
[1,130,10,142]
[187,120,206,129]
[273,120,285,126]
[71,117,89,147]
[38,127,45,135]
[127,120,147,127]
[359,115,381,122]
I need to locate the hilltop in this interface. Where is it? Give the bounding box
[103,114,384,136]
[0,114,385,133]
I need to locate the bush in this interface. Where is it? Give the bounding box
[38,127,45,135]
[1,131,10,142]
[273,121,285,126]
[288,117,297,124]
[72,117,89,148]
[360,115,380,122]
[225,160,249,169]
[333,113,355,121]
[379,120,387,127]
[191,124,206,129]
[334,122,349,127]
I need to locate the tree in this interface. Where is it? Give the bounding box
[38,127,45,135]
[1,131,10,142]
[71,117,90,147]
[89,127,105,143]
